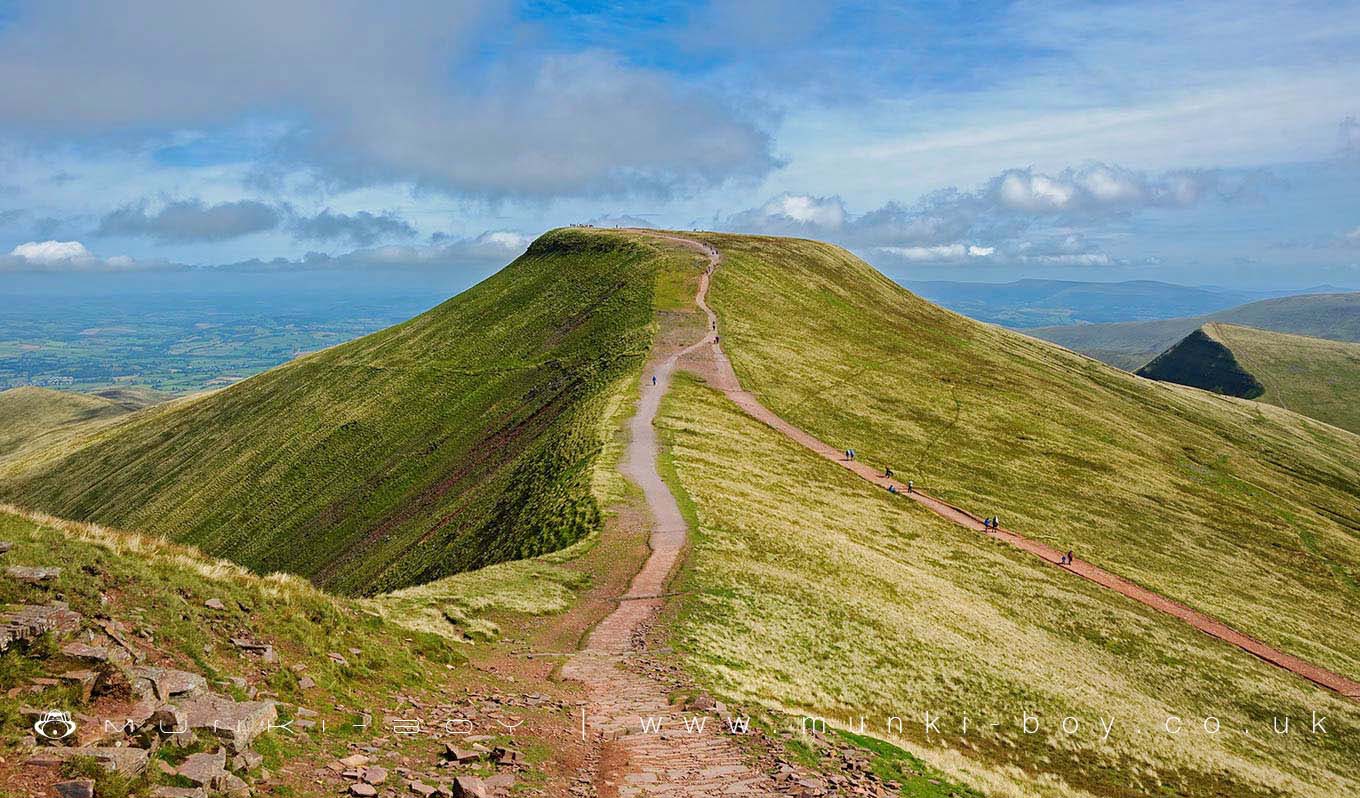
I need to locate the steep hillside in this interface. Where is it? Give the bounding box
[699,233,1360,686]
[659,373,1360,798]
[1140,323,1360,435]
[0,229,698,594]
[1030,291,1360,368]
[1135,326,1265,398]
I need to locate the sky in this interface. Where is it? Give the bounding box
[1,0,1358,288]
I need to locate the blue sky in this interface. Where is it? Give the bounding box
[1,0,1357,287]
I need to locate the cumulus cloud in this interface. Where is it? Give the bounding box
[720,161,1275,269]
[988,164,1227,214]
[2,239,155,271]
[96,199,281,242]
[0,2,780,198]
[289,209,417,246]
[876,243,995,262]
[723,193,848,236]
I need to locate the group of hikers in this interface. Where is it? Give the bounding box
[842,446,1082,570]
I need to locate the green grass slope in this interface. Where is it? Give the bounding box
[700,233,1360,683]
[1199,323,1360,435]
[1030,292,1360,369]
[0,229,697,594]
[0,387,136,463]
[1135,326,1265,398]
[659,374,1360,798]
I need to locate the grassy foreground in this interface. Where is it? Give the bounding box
[0,229,699,594]
[700,234,1360,684]
[659,374,1360,798]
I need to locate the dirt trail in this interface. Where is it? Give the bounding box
[560,238,781,796]
[663,233,1360,704]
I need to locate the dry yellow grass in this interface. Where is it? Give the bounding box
[658,374,1360,798]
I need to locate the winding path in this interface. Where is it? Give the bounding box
[560,238,781,796]
[667,233,1359,704]
[565,230,1356,794]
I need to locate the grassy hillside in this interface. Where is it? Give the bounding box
[1030,292,1360,369]
[659,374,1360,798]
[1135,326,1265,398]
[699,233,1360,685]
[0,229,698,594]
[1194,323,1360,434]
[0,387,138,464]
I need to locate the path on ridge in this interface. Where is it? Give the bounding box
[560,238,782,797]
[664,234,1360,704]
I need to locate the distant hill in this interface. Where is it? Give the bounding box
[1029,292,1360,369]
[899,277,1299,328]
[0,229,695,594]
[0,386,137,463]
[1137,322,1360,434]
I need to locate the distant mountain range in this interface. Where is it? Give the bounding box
[1028,292,1360,370]
[901,277,1351,328]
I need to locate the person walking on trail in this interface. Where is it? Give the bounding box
[983,517,992,531]
[884,465,893,478]
[652,375,657,386]
[1065,550,1074,565]
[888,484,897,494]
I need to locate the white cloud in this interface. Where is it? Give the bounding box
[723,193,847,236]
[9,240,93,262]
[876,243,994,263]
[2,239,155,271]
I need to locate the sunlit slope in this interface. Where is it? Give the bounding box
[1195,323,1360,435]
[659,374,1360,798]
[0,229,690,594]
[701,233,1360,679]
[0,386,135,462]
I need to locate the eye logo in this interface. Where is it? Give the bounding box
[34,710,77,741]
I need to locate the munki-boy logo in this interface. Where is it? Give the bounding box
[33,710,77,740]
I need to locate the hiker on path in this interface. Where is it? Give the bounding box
[884,465,893,478]
[652,375,657,386]
[906,480,913,493]
[888,484,897,494]
[1065,550,1074,565]
[983,518,992,531]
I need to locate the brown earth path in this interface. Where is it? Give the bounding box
[653,232,1360,705]
[559,236,782,796]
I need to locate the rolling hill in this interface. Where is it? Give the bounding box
[5,228,1360,795]
[0,229,700,594]
[637,231,1360,795]
[1138,322,1360,434]
[1028,291,1360,369]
